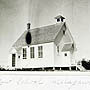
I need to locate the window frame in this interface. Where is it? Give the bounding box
[23,48,27,59]
[30,47,35,58]
[38,46,43,58]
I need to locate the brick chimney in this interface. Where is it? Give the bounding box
[27,23,31,30]
[55,15,65,23]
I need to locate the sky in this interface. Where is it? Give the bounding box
[0,0,90,65]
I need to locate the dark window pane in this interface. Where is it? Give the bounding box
[30,47,35,58]
[38,46,43,58]
[65,53,67,56]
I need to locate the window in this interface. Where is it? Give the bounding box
[18,56,20,58]
[72,44,74,48]
[57,18,60,22]
[63,30,65,35]
[23,48,27,59]
[57,46,59,53]
[30,47,35,58]
[38,46,43,58]
[65,53,67,56]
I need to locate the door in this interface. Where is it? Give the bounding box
[12,54,16,67]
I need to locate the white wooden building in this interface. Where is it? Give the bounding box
[9,15,77,70]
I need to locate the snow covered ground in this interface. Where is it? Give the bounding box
[0,71,90,90]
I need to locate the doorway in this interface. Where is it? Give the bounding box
[12,54,16,67]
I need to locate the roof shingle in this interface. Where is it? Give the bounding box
[13,23,64,50]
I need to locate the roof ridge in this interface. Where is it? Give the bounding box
[30,23,61,31]
[53,22,64,40]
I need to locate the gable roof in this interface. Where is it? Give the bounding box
[12,22,65,50]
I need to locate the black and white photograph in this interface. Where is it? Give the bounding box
[0,0,90,90]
